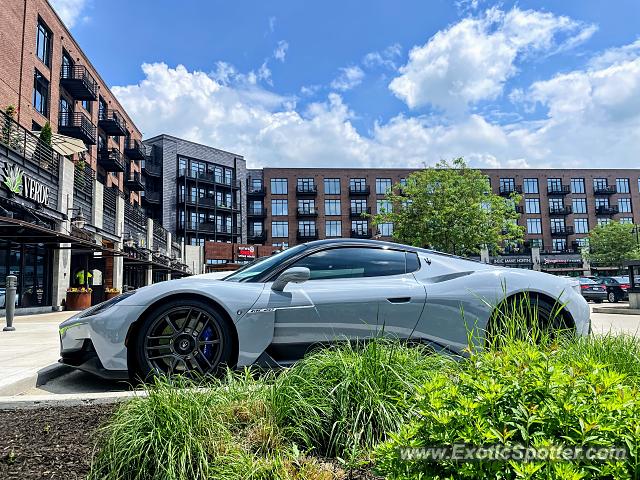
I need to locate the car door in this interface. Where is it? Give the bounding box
[268,246,426,347]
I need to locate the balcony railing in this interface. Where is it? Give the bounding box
[180,222,239,236]
[549,206,572,215]
[97,148,125,173]
[550,226,574,236]
[124,139,146,160]
[248,229,267,243]
[594,185,617,195]
[499,185,523,196]
[349,207,371,218]
[247,185,266,195]
[547,185,570,195]
[296,184,317,195]
[60,65,97,101]
[247,207,267,217]
[142,160,162,177]
[142,190,161,204]
[351,228,373,238]
[98,109,128,136]
[297,229,319,241]
[177,168,241,188]
[349,185,370,196]
[0,109,60,174]
[58,111,96,145]
[124,171,145,191]
[596,205,619,216]
[297,207,318,217]
[177,195,237,210]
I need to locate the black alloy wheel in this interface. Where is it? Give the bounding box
[134,299,233,379]
[608,291,618,303]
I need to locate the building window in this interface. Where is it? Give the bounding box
[572,198,587,214]
[525,198,540,214]
[206,259,229,265]
[527,218,542,235]
[570,178,585,194]
[616,178,630,194]
[597,218,611,227]
[499,178,515,193]
[576,238,588,248]
[549,198,564,211]
[98,96,108,119]
[324,178,340,195]
[250,178,263,190]
[249,221,263,234]
[270,178,288,195]
[377,223,393,237]
[547,178,562,192]
[272,221,289,238]
[350,178,367,192]
[272,242,289,250]
[552,238,567,253]
[530,238,543,249]
[352,220,368,234]
[620,217,634,224]
[595,198,610,209]
[36,19,52,67]
[350,199,367,214]
[324,199,341,216]
[298,220,316,235]
[271,199,288,216]
[32,69,49,117]
[81,99,91,112]
[325,220,342,237]
[523,178,538,194]
[593,178,608,190]
[59,97,72,126]
[297,178,316,192]
[298,199,315,213]
[550,218,565,232]
[376,178,392,195]
[619,198,632,213]
[574,218,589,234]
[377,199,392,214]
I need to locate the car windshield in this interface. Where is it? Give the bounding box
[224,244,308,282]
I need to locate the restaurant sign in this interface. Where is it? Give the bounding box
[237,245,256,258]
[2,162,50,205]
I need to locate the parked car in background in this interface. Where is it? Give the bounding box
[592,276,630,303]
[578,277,607,303]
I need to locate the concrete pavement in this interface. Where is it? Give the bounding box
[0,311,76,396]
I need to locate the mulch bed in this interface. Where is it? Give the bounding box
[0,404,115,480]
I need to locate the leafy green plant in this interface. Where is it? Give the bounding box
[39,121,52,145]
[374,339,640,479]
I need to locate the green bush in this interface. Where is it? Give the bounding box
[374,339,640,479]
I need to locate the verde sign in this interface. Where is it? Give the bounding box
[2,162,50,205]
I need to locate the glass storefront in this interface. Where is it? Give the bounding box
[0,240,52,308]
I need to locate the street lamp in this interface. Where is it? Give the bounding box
[124,231,135,248]
[67,207,86,229]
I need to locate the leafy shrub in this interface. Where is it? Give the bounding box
[271,340,454,463]
[374,340,640,479]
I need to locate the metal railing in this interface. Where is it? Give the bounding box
[60,65,98,99]
[0,110,60,174]
[59,110,97,144]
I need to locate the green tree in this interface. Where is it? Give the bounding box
[371,158,523,255]
[585,221,640,269]
[39,121,52,145]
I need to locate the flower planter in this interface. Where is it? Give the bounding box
[65,291,92,311]
[105,291,121,301]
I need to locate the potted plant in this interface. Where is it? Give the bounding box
[105,288,121,300]
[65,287,92,310]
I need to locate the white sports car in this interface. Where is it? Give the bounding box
[59,239,590,379]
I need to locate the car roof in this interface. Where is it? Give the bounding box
[301,238,457,257]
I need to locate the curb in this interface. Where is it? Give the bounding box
[0,363,72,397]
[0,389,146,409]
[593,307,640,315]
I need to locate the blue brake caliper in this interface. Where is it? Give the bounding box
[201,326,214,360]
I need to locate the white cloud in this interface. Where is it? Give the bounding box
[330,66,365,91]
[268,16,277,33]
[273,40,289,62]
[363,44,402,69]
[588,39,640,69]
[389,7,596,113]
[49,0,88,29]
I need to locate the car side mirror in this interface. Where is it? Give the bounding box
[271,267,311,292]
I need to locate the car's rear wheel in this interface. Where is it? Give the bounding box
[134,299,233,380]
[594,299,603,303]
[608,291,618,303]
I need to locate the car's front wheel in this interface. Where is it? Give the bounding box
[608,291,618,303]
[134,299,234,379]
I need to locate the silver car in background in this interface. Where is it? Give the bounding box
[59,239,590,379]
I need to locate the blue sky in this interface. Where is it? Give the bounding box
[51,0,640,169]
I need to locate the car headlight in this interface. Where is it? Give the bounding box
[78,291,136,318]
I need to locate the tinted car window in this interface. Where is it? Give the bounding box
[406,252,420,273]
[292,247,407,280]
[224,244,308,282]
[579,278,596,285]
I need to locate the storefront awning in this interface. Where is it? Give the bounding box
[29,132,88,157]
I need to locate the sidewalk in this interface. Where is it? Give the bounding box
[0,311,77,396]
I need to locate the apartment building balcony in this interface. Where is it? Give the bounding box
[60,65,97,101]
[142,190,161,205]
[297,229,319,241]
[349,207,371,218]
[550,226,574,237]
[349,185,370,196]
[596,205,619,216]
[547,185,570,195]
[58,111,96,145]
[124,139,146,160]
[594,185,617,195]
[297,207,318,218]
[142,160,162,177]
[351,228,373,239]
[515,205,524,214]
[97,148,125,173]
[247,185,266,196]
[124,172,145,191]
[296,185,318,196]
[549,206,572,215]
[98,109,128,136]
[177,169,240,188]
[248,229,267,243]
[247,207,267,218]
[499,185,523,196]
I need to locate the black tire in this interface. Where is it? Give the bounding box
[608,291,618,303]
[133,298,234,380]
[594,300,603,304]
[487,295,569,347]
